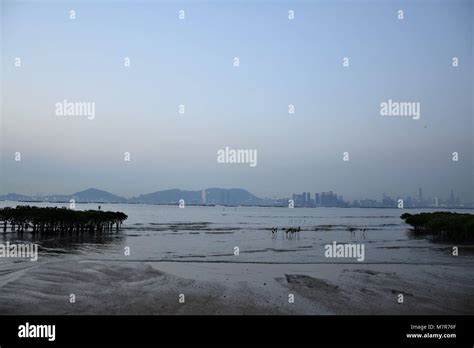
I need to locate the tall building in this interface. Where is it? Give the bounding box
[450,189,455,206]
[292,193,306,207]
[315,193,321,207]
[382,193,396,207]
[321,191,337,207]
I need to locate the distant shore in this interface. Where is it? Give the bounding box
[1,200,473,210]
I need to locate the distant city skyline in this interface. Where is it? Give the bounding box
[288,188,469,208]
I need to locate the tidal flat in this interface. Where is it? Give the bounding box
[0,203,472,315]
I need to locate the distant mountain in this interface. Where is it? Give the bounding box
[204,188,263,206]
[0,187,264,206]
[130,189,201,204]
[0,193,41,202]
[129,188,263,206]
[67,188,127,203]
[0,188,126,203]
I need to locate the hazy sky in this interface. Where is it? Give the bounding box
[1,0,473,201]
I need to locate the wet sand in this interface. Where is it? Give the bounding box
[0,259,472,315]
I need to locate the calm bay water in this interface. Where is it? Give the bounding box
[1,202,472,266]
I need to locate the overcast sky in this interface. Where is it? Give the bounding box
[1,0,473,201]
